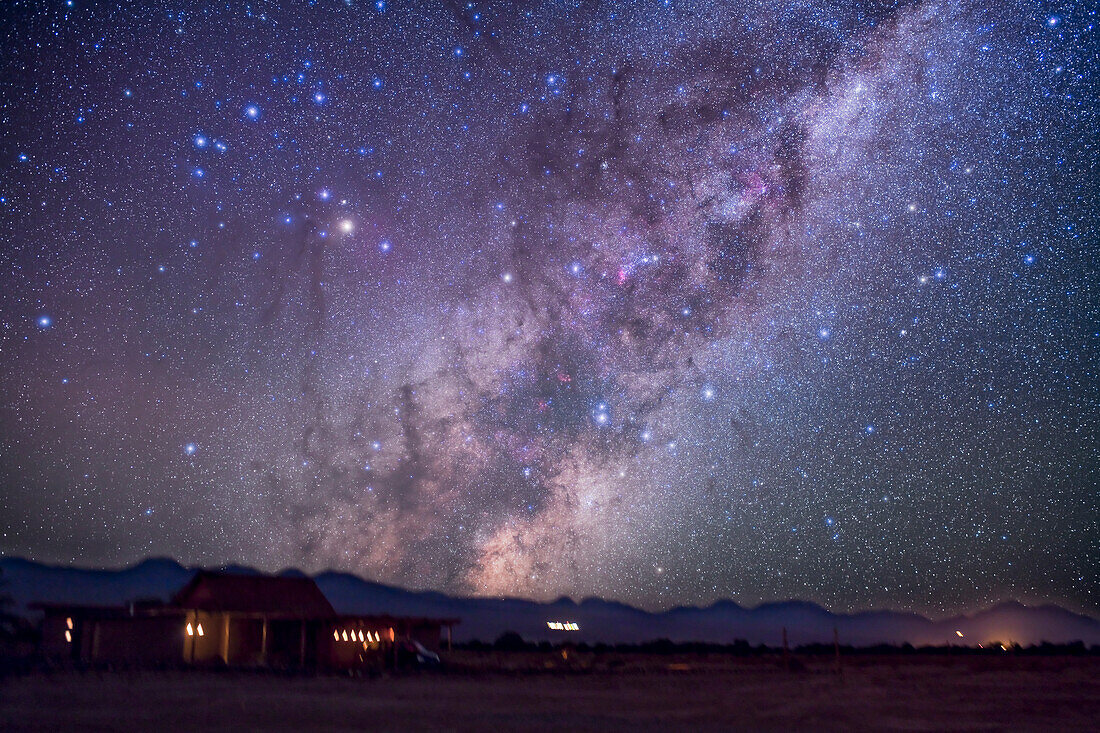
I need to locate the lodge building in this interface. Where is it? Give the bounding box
[36,571,458,672]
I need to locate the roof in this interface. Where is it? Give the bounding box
[171,571,336,618]
[334,614,460,627]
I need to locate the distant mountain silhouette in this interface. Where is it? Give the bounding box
[3,557,1096,646]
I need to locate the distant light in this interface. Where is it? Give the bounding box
[65,630,72,643]
[333,629,340,641]
[342,630,349,641]
[547,621,579,631]
[66,617,74,630]
[955,630,964,637]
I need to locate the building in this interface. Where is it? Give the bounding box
[36,571,458,671]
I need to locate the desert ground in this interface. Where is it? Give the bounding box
[1,654,1097,731]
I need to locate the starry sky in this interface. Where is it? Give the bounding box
[1,0,1096,617]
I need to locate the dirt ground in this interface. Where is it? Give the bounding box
[1,655,1096,731]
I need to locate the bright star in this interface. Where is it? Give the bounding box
[184,443,198,456]
[37,315,52,328]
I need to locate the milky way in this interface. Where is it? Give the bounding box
[1,0,1095,615]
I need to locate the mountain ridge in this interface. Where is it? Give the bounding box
[3,557,1096,646]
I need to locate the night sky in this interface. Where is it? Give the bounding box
[1,1,1095,617]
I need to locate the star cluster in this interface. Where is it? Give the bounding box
[0,0,1095,616]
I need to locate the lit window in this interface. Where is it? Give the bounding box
[358,630,364,642]
[64,630,72,643]
[66,617,74,630]
[197,623,204,636]
[333,630,339,641]
[342,630,348,641]
[186,622,194,636]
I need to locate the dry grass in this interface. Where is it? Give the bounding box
[1,655,1096,731]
